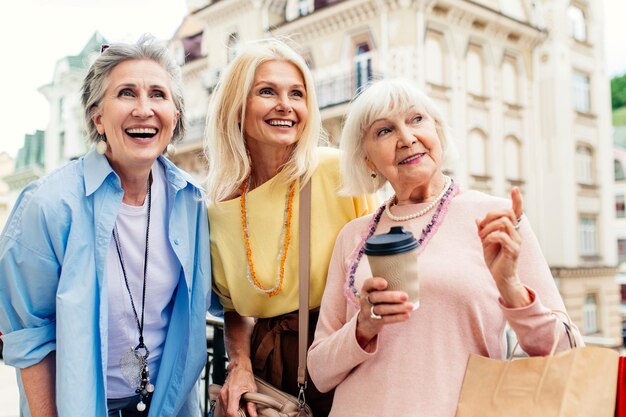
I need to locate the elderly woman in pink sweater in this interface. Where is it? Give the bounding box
[307,79,582,417]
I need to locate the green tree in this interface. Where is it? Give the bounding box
[612,73,626,109]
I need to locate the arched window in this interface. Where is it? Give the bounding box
[503,136,522,180]
[615,159,625,180]
[502,58,518,104]
[576,144,594,184]
[567,5,587,42]
[354,43,373,92]
[466,46,484,97]
[468,129,489,177]
[425,31,445,86]
[227,32,240,63]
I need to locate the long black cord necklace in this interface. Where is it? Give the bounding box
[112,174,154,412]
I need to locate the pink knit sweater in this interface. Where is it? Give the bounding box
[307,188,582,417]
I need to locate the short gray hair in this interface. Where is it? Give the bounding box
[340,78,458,195]
[81,34,186,144]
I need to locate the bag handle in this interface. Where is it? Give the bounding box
[297,179,312,403]
[495,310,576,403]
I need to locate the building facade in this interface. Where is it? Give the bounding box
[0,152,16,229]
[172,0,620,346]
[614,125,626,321]
[39,33,105,172]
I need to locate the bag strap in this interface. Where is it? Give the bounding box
[297,179,311,391]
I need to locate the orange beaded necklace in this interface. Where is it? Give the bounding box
[240,175,296,297]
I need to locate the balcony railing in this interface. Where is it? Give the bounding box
[316,71,382,110]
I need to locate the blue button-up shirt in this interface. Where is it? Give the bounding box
[0,149,215,417]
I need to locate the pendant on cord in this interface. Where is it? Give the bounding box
[120,343,154,411]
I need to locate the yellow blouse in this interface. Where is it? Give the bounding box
[208,147,377,318]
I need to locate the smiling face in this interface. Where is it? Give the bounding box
[92,59,179,175]
[243,60,308,156]
[363,105,443,197]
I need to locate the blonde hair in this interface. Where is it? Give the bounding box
[340,78,458,196]
[204,38,325,203]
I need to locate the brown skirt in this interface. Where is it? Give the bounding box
[250,310,334,417]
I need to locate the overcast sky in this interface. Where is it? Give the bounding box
[0,0,625,158]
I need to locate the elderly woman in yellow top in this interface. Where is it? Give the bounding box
[204,39,375,417]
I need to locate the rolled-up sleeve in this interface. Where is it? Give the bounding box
[0,207,60,368]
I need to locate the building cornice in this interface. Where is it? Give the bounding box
[551,266,618,278]
[271,0,378,42]
[434,0,546,49]
[270,0,546,50]
[193,0,257,22]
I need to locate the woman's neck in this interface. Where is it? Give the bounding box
[247,144,293,190]
[395,173,448,206]
[112,163,153,206]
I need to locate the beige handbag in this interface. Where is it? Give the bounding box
[455,314,619,417]
[208,180,313,417]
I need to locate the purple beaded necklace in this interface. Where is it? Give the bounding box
[343,179,459,307]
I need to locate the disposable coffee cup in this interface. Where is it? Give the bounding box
[364,226,420,310]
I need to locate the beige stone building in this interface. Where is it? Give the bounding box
[0,152,15,229]
[171,0,620,346]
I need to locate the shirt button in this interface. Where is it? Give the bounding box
[174,239,180,245]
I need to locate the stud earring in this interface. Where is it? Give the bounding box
[96,135,107,155]
[370,171,377,179]
[166,143,176,157]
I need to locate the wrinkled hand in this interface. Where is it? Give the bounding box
[355,277,413,350]
[219,364,258,417]
[476,187,530,307]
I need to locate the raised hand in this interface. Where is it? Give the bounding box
[476,187,531,308]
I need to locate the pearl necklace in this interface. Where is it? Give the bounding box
[344,178,458,306]
[385,175,452,222]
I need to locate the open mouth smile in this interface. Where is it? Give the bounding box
[398,153,425,165]
[266,119,295,127]
[125,128,158,139]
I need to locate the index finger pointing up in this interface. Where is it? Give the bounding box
[511,187,524,220]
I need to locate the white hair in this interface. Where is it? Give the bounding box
[340,78,458,195]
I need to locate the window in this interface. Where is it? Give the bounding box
[579,215,597,256]
[576,145,593,184]
[615,159,626,180]
[59,131,65,161]
[425,32,445,86]
[354,43,373,92]
[227,32,240,63]
[466,47,484,97]
[572,71,590,113]
[502,58,518,104]
[503,136,522,180]
[567,5,587,42]
[582,294,598,335]
[468,129,488,177]
[617,194,626,218]
[58,97,65,122]
[618,239,626,264]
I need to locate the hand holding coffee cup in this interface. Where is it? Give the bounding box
[365,226,420,310]
[355,277,413,350]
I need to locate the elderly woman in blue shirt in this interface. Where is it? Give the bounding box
[0,35,213,417]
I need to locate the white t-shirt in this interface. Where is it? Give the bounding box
[106,161,181,399]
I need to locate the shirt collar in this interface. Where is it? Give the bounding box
[83,147,204,196]
[83,147,117,196]
[158,154,204,192]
